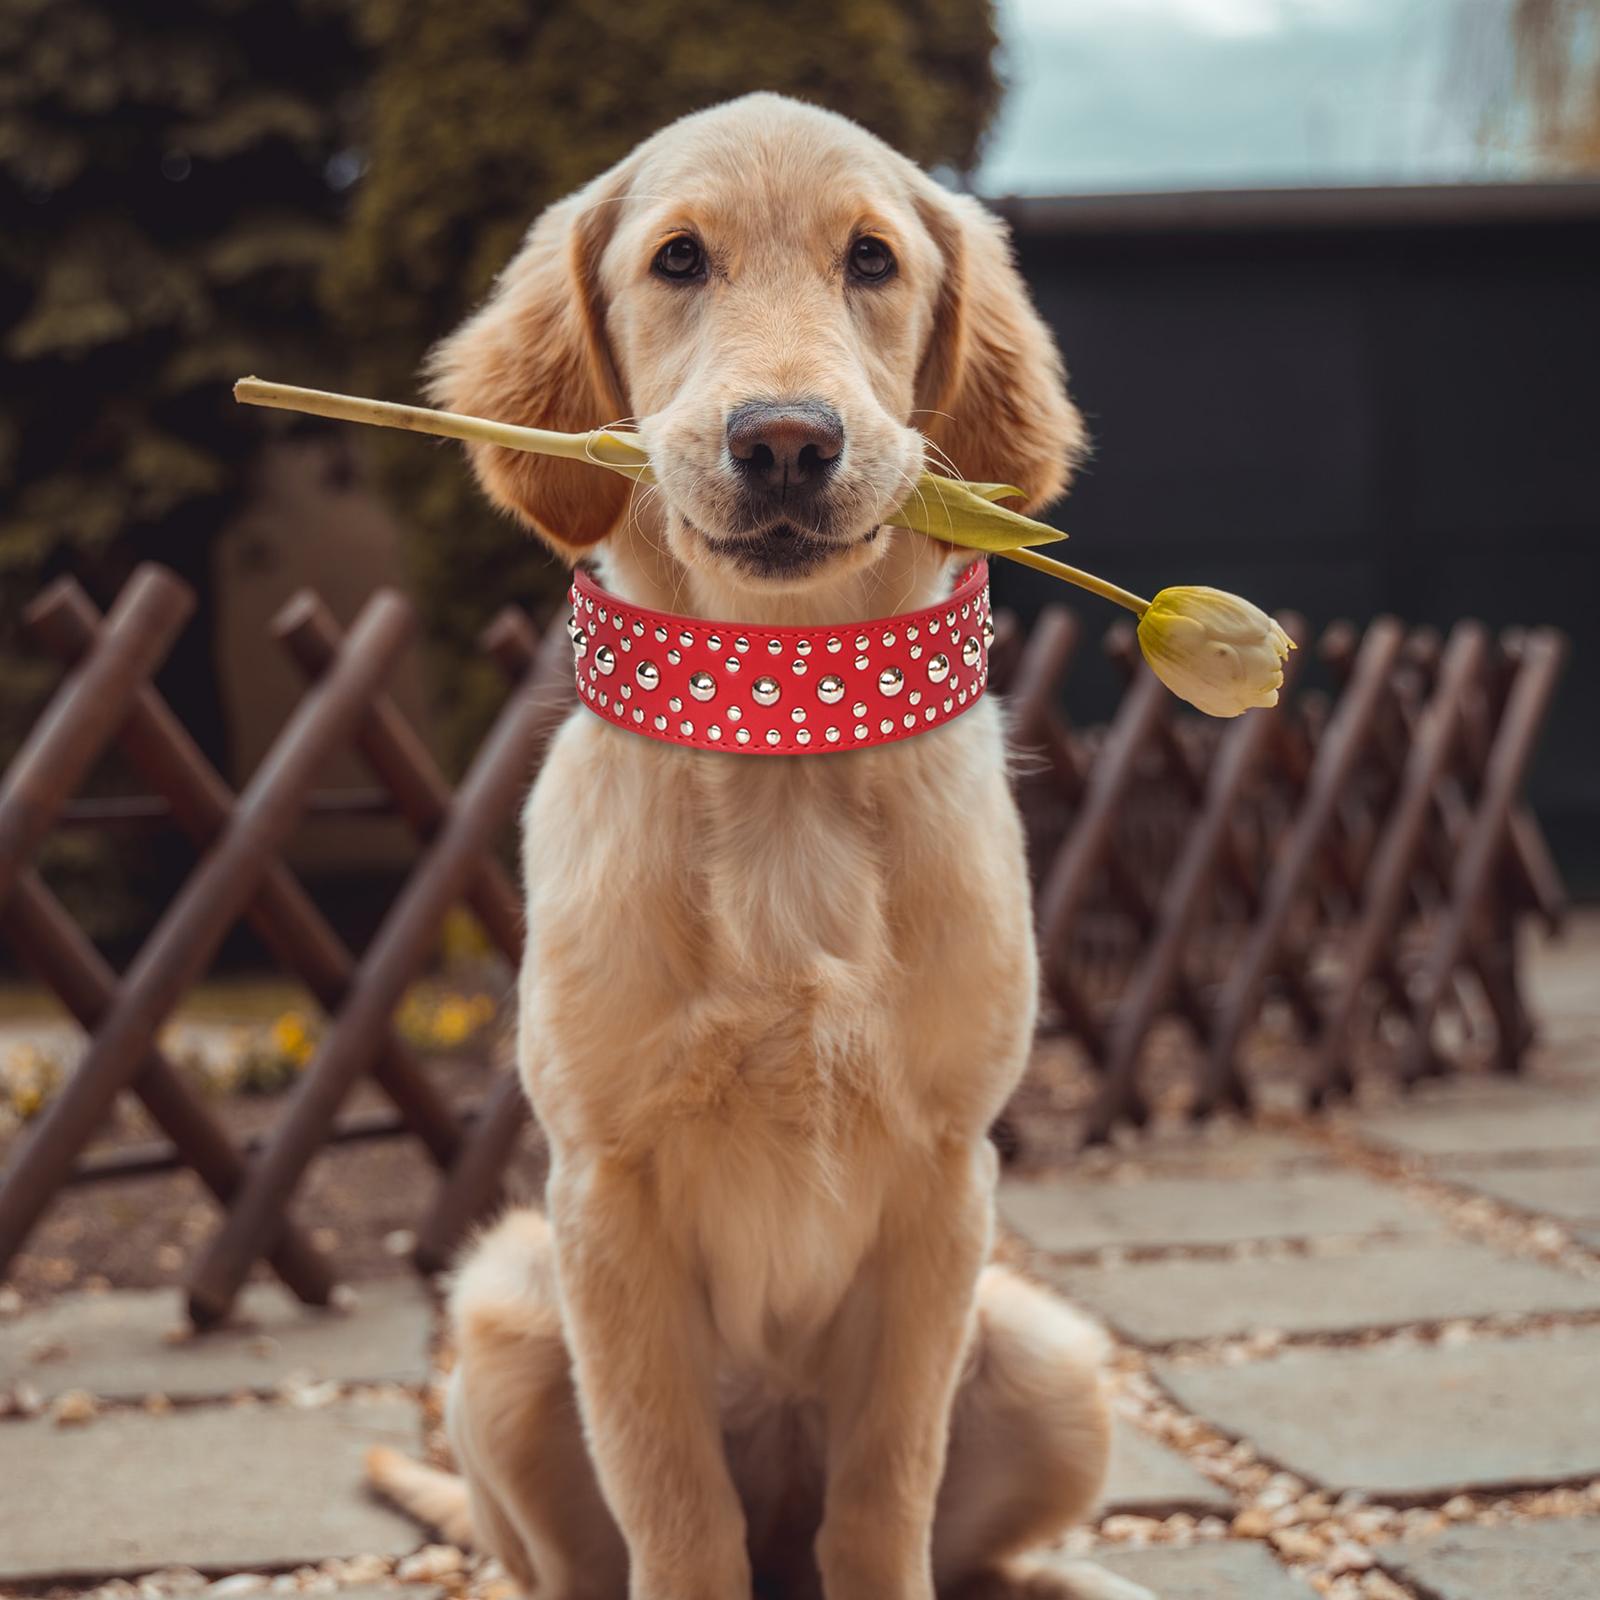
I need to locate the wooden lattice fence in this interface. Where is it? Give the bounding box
[0,563,1568,1324]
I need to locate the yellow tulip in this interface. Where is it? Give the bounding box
[1135,587,1295,717]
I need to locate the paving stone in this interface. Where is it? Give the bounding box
[1052,1237,1600,1345]
[1087,1541,1315,1598]
[999,1170,1436,1253]
[0,1278,433,1401]
[1355,1090,1600,1159]
[1376,1519,1600,1599]
[1101,1418,1232,1513]
[1441,1160,1600,1226]
[0,1395,420,1580]
[1155,1327,1600,1498]
[1086,1128,1331,1178]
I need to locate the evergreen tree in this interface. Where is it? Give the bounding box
[0,0,362,769]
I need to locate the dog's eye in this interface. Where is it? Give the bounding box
[848,236,896,283]
[653,235,705,281]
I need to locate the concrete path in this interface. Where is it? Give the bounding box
[2,915,1598,1599]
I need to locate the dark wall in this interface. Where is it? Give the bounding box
[995,205,1600,892]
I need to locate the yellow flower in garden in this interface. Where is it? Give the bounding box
[270,1011,315,1066]
[1136,587,1295,717]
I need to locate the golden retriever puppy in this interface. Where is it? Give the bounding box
[369,94,1153,1600]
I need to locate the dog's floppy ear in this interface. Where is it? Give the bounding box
[913,186,1086,513]
[428,173,631,559]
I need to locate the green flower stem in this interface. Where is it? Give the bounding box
[995,546,1150,618]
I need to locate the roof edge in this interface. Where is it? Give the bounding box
[985,180,1600,237]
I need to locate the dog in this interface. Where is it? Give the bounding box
[368,94,1154,1600]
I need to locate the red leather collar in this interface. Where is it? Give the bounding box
[567,560,992,754]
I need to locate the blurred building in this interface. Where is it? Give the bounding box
[987,177,1600,890]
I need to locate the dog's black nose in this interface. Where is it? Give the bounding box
[727,401,843,495]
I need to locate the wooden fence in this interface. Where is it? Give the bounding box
[0,563,1567,1324]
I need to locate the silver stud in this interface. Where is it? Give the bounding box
[962,636,981,667]
[736,728,752,745]
[855,724,869,739]
[726,657,741,673]
[572,627,589,659]
[825,727,840,743]
[982,616,996,649]
[818,675,845,705]
[668,696,683,712]
[688,671,716,702]
[943,697,953,713]
[633,708,645,723]
[946,610,957,627]
[928,654,949,682]
[597,606,608,623]
[566,612,582,640]
[636,661,659,690]
[852,701,867,718]
[796,729,811,745]
[881,629,896,647]
[879,718,894,735]
[728,705,743,721]
[667,649,681,665]
[654,625,668,642]
[878,666,904,697]
[826,637,843,654]
[854,654,870,671]
[620,684,632,700]
[903,713,916,728]
[632,621,645,637]
[790,708,806,723]
[598,692,608,708]
[909,690,922,706]
[791,659,807,676]
[752,676,780,707]
[620,637,632,652]
[924,707,936,721]
[679,719,694,736]
[653,714,667,730]
[855,634,869,651]
[962,603,971,619]
[796,639,812,656]
[594,644,616,676]
[767,638,782,656]
[909,645,922,660]
[765,729,781,745]
[708,724,722,740]
[707,633,722,651]
[735,636,750,653]
[679,630,694,648]
[906,625,919,642]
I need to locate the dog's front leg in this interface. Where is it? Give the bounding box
[549,1159,751,1600]
[815,1140,994,1600]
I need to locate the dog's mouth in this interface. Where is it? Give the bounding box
[696,520,878,579]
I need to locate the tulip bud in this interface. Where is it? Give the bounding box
[1136,586,1294,717]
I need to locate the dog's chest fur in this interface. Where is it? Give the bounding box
[519,704,1036,1379]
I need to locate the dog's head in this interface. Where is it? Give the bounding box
[432,94,1085,599]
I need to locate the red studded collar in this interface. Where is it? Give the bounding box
[567,560,992,754]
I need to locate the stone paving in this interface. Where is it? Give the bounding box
[0,913,1597,1599]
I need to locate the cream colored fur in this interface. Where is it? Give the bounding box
[368,94,1151,1600]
